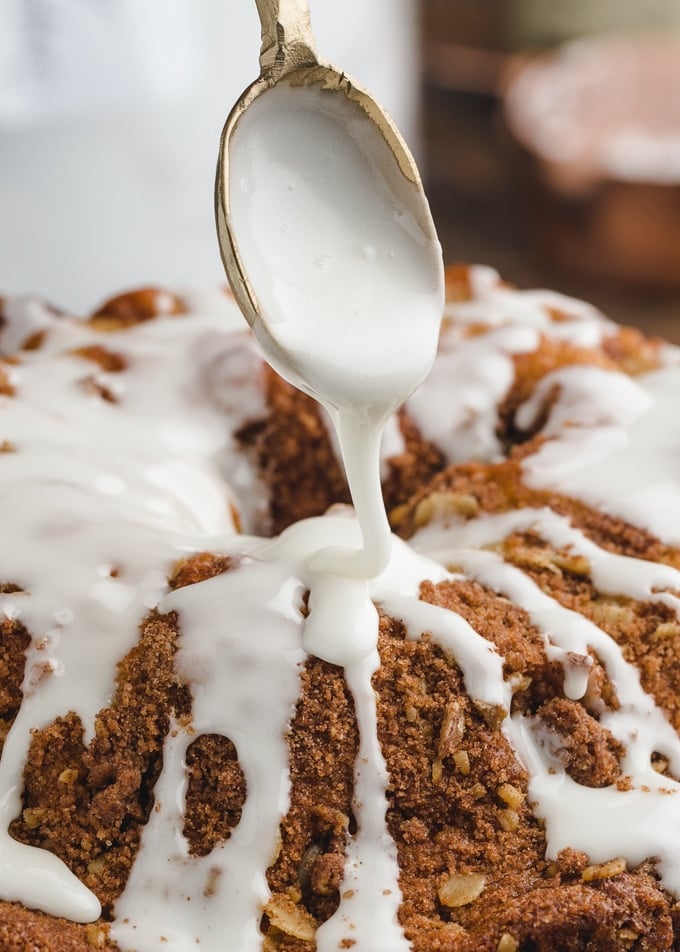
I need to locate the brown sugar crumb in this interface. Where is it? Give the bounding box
[10,611,191,915]
[0,363,15,397]
[183,733,246,856]
[536,697,624,787]
[266,656,358,937]
[382,410,446,516]
[309,850,344,896]
[492,871,674,952]
[237,369,350,534]
[373,611,544,933]
[0,616,30,756]
[71,345,127,373]
[168,552,233,590]
[89,288,186,331]
[0,902,118,952]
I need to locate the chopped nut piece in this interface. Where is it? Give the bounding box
[405,704,418,723]
[286,885,302,904]
[453,750,471,775]
[85,922,108,948]
[89,287,185,330]
[71,344,127,372]
[438,699,466,759]
[22,807,46,829]
[508,673,532,693]
[550,552,591,576]
[497,934,519,952]
[505,544,562,575]
[472,700,506,730]
[298,843,322,893]
[438,872,486,908]
[87,858,106,876]
[265,894,317,941]
[58,768,78,785]
[652,622,680,641]
[469,782,487,800]
[582,857,626,882]
[497,808,520,832]
[413,491,479,528]
[497,783,524,810]
[431,759,443,784]
[590,600,635,630]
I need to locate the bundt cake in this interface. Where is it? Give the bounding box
[1,266,680,951]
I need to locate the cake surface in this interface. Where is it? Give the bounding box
[1,268,680,950]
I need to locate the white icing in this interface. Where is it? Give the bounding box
[404,265,618,468]
[454,265,612,348]
[522,365,680,545]
[0,294,273,922]
[406,323,537,464]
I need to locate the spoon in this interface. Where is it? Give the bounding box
[215,0,444,578]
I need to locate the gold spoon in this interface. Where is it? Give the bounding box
[215,0,444,386]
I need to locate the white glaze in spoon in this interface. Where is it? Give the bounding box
[216,0,444,581]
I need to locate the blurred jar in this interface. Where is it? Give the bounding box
[503,33,680,288]
[0,0,419,310]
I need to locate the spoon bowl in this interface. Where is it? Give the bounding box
[215,0,444,411]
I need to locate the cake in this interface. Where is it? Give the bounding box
[1,266,680,950]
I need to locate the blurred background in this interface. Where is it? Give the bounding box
[424,0,680,341]
[1,0,680,340]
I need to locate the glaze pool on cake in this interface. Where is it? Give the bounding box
[1,268,680,950]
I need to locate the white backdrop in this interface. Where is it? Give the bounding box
[0,1,419,311]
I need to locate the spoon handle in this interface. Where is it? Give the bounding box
[255,0,318,77]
